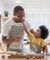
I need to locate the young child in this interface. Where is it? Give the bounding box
[23,22,49,54]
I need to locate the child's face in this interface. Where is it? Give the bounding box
[34,28,41,38]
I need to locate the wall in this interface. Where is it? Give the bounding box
[0,0,4,42]
[1,0,50,40]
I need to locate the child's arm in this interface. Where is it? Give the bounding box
[30,29,34,34]
[23,22,29,35]
[41,40,48,54]
[23,22,35,35]
[43,46,48,54]
[23,22,36,44]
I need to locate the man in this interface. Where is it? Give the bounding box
[2,6,33,52]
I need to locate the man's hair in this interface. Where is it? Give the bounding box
[39,25,49,39]
[13,6,24,15]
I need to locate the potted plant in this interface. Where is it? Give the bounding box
[4,11,9,17]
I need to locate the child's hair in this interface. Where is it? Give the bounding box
[13,5,24,15]
[39,25,49,39]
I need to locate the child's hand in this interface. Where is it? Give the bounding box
[20,19,24,23]
[20,17,25,23]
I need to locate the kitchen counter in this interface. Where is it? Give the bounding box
[0,53,50,60]
[8,55,50,60]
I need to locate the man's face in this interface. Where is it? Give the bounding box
[14,10,25,22]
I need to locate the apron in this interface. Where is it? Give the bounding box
[7,24,24,52]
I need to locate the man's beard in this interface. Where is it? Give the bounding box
[13,17,24,23]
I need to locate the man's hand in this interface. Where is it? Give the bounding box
[2,39,14,44]
[2,36,14,44]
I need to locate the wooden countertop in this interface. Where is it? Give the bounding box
[0,51,50,60]
[0,57,50,60]
[0,54,50,60]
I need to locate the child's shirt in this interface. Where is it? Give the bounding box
[28,31,46,48]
